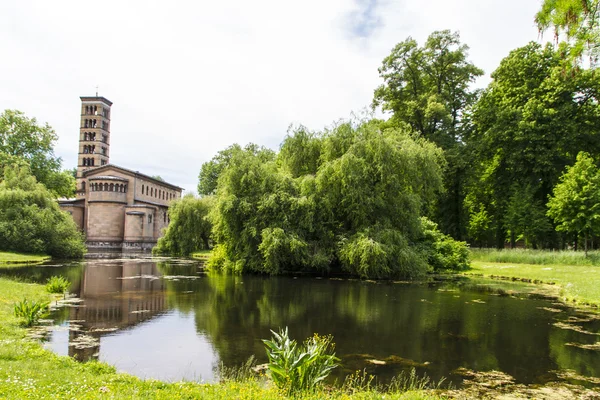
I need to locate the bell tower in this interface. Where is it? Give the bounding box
[76,95,113,198]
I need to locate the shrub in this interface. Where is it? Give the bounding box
[14,298,49,327]
[46,276,70,294]
[262,327,339,395]
[420,217,470,271]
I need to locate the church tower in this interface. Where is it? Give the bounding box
[76,96,113,198]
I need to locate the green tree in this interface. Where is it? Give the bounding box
[0,110,75,197]
[198,143,275,196]
[547,152,600,255]
[0,165,85,258]
[536,0,600,61]
[153,194,214,256]
[373,30,483,239]
[208,119,467,279]
[466,42,600,248]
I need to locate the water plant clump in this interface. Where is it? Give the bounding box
[262,327,339,395]
[46,276,70,294]
[13,298,49,327]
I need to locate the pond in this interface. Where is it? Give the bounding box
[3,257,600,387]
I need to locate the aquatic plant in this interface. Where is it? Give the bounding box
[46,276,70,294]
[13,298,49,327]
[343,368,446,394]
[262,327,339,395]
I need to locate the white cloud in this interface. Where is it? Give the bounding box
[0,0,542,193]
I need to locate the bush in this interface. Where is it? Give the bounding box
[0,166,85,258]
[14,298,49,327]
[46,276,70,294]
[420,217,470,271]
[263,327,339,395]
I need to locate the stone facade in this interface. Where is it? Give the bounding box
[59,96,183,251]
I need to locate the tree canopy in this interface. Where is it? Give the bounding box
[547,152,600,254]
[536,0,600,61]
[0,165,85,258]
[465,42,600,248]
[0,110,75,198]
[208,119,468,278]
[153,194,214,256]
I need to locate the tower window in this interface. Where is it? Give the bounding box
[148,214,153,224]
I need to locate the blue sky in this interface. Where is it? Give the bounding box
[0,0,542,194]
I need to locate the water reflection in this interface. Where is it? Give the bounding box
[3,258,600,386]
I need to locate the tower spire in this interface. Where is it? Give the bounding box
[95,85,99,97]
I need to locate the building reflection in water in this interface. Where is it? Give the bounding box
[67,260,167,361]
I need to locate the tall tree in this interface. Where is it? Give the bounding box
[198,143,275,196]
[536,0,600,62]
[373,30,483,239]
[547,152,600,255]
[0,165,85,258]
[0,110,75,197]
[466,42,600,248]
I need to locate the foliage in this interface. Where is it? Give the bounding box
[46,276,70,294]
[343,368,444,394]
[209,120,445,278]
[262,327,339,395]
[153,194,214,256]
[536,0,600,61]
[547,152,600,254]
[198,143,275,196]
[419,217,470,271]
[0,110,75,198]
[372,30,483,239]
[0,165,85,258]
[13,298,49,327]
[466,42,600,248]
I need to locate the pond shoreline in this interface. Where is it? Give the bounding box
[1,255,600,399]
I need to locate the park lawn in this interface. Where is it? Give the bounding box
[0,251,50,266]
[467,261,600,307]
[0,277,441,400]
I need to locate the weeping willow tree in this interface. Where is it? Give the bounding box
[207,119,469,279]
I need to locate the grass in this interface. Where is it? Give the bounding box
[467,250,600,306]
[0,276,443,399]
[470,248,600,266]
[0,251,50,266]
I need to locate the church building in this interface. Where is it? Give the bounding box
[59,96,183,251]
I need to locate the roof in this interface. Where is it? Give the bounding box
[82,164,184,191]
[80,96,113,106]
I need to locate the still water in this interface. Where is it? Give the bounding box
[3,257,600,386]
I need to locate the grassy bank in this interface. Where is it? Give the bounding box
[0,276,441,399]
[467,258,600,307]
[470,248,600,266]
[0,251,50,266]
[191,249,212,260]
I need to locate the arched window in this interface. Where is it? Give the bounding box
[109,183,114,192]
[151,188,153,197]
[141,184,144,195]
[81,181,86,191]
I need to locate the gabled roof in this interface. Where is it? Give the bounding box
[82,164,184,191]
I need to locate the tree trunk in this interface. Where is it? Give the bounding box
[585,233,589,257]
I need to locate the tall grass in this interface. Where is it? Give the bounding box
[342,368,447,394]
[470,248,600,266]
[263,327,339,395]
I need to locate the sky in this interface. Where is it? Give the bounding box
[0,0,543,194]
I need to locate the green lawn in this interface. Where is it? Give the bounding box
[467,260,600,307]
[0,277,441,399]
[0,252,50,266]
